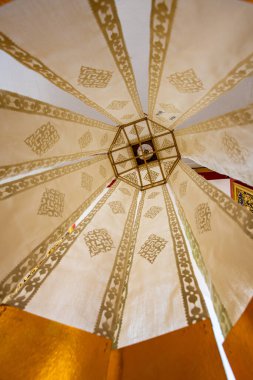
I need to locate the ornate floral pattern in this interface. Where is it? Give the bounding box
[108,201,125,214]
[24,122,60,155]
[138,234,167,264]
[107,100,129,110]
[144,206,162,219]
[84,228,114,257]
[222,132,247,164]
[79,131,93,149]
[81,172,93,191]
[168,69,204,93]
[38,188,65,217]
[195,203,212,234]
[78,66,113,88]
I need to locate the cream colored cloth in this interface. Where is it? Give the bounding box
[0,0,143,123]
[169,160,253,335]
[118,185,207,348]
[0,90,116,179]
[149,0,253,128]
[0,156,113,302]
[21,182,137,334]
[175,105,253,186]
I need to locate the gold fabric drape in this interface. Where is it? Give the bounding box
[175,105,253,186]
[0,90,116,179]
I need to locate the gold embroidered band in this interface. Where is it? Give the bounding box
[148,0,177,118]
[162,185,208,324]
[0,156,106,200]
[175,104,253,136]
[94,189,145,348]
[174,196,232,336]
[0,90,116,131]
[89,0,143,118]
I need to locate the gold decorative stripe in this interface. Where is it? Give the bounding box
[89,0,143,118]
[0,179,113,306]
[0,156,106,200]
[94,189,144,348]
[179,161,253,239]
[172,53,253,129]
[175,104,253,136]
[148,0,177,117]
[175,195,232,336]
[0,33,120,124]
[0,151,108,180]
[0,90,117,131]
[162,185,208,324]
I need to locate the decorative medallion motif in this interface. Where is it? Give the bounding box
[24,122,60,156]
[81,172,93,191]
[147,191,160,199]
[144,169,159,182]
[144,206,162,219]
[119,187,131,196]
[99,165,107,178]
[116,153,127,169]
[79,131,93,149]
[100,133,109,147]
[168,69,204,93]
[138,234,167,264]
[107,100,129,110]
[38,188,65,217]
[130,125,144,135]
[222,133,247,164]
[123,172,138,185]
[121,114,135,120]
[78,66,113,88]
[163,161,174,175]
[84,228,114,257]
[159,103,180,113]
[195,203,212,234]
[179,181,188,197]
[108,201,125,214]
